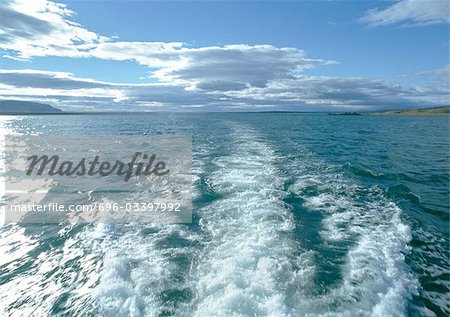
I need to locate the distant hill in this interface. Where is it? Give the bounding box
[369,106,449,115]
[0,100,62,114]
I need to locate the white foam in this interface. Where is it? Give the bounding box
[290,160,419,316]
[93,223,200,316]
[188,125,314,316]
[87,138,212,316]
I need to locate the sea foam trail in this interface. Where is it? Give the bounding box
[92,140,208,316]
[188,125,314,317]
[92,221,200,316]
[288,152,419,316]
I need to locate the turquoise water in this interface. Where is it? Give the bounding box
[0,113,448,316]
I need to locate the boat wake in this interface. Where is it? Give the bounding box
[187,124,314,316]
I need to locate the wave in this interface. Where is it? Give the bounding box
[0,116,427,316]
[92,222,200,316]
[288,154,419,316]
[187,124,314,316]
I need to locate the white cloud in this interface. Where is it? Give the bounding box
[409,64,450,81]
[0,69,446,111]
[221,76,440,110]
[398,65,450,104]
[0,0,447,111]
[0,0,332,90]
[87,41,186,67]
[0,69,112,89]
[0,69,221,110]
[148,45,332,89]
[88,42,320,87]
[360,0,450,27]
[0,0,106,59]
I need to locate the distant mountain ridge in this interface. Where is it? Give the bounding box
[0,100,62,114]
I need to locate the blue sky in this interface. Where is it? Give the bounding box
[0,0,448,111]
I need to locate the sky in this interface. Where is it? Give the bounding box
[0,0,448,112]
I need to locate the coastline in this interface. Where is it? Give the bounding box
[368,106,450,115]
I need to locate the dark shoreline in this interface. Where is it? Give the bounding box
[1,106,449,116]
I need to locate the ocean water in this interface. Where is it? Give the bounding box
[0,113,448,317]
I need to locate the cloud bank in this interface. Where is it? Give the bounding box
[1,69,446,112]
[0,0,448,111]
